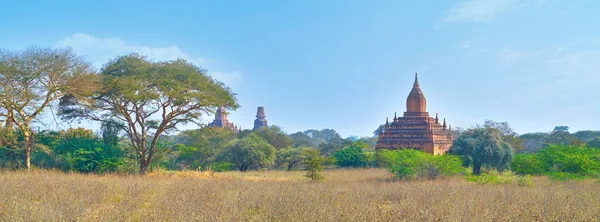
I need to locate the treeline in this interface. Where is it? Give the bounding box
[0,124,377,174]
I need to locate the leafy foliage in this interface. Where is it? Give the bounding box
[302,148,324,182]
[378,149,464,180]
[573,130,600,143]
[59,54,237,174]
[251,125,293,150]
[464,171,516,185]
[511,154,544,175]
[483,120,524,152]
[448,127,513,175]
[0,46,97,169]
[30,128,125,173]
[275,146,311,171]
[173,127,236,170]
[544,126,584,147]
[216,133,276,171]
[511,145,600,180]
[333,141,376,168]
[586,137,600,148]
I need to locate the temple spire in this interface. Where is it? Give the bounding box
[413,72,420,88]
[385,117,390,132]
[393,112,397,122]
[443,118,447,130]
[435,113,439,123]
[406,72,427,113]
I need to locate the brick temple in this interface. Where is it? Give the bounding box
[208,106,240,133]
[375,73,453,155]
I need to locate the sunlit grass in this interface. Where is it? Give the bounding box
[1,169,599,221]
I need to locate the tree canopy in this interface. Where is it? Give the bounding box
[0,46,96,169]
[59,54,237,174]
[449,127,513,175]
[216,132,276,171]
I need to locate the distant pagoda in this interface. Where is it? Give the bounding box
[253,106,268,130]
[376,73,453,155]
[208,106,239,133]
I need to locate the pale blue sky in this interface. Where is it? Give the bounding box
[1,0,599,137]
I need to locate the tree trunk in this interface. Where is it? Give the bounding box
[287,163,293,171]
[139,157,150,175]
[23,131,31,170]
[473,163,482,175]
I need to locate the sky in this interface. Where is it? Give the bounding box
[1,0,599,137]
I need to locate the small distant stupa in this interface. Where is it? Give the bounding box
[253,106,268,130]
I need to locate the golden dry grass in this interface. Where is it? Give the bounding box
[1,169,599,221]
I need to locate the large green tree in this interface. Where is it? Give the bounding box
[290,132,315,147]
[483,120,524,152]
[448,127,513,175]
[573,130,600,143]
[544,126,583,147]
[0,47,96,169]
[216,133,276,171]
[519,132,549,153]
[59,54,237,174]
[251,125,293,150]
[275,146,311,171]
[587,138,600,148]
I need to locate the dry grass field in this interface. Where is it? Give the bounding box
[1,169,599,221]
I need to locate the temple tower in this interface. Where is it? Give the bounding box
[253,106,268,130]
[406,73,427,114]
[375,73,453,155]
[208,106,238,132]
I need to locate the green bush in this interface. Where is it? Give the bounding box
[210,162,235,172]
[512,154,544,175]
[378,149,465,180]
[303,148,324,182]
[539,145,600,177]
[511,145,600,180]
[517,175,533,187]
[333,142,369,168]
[361,152,377,168]
[464,171,515,184]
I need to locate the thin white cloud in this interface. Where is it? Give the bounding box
[498,48,527,61]
[55,33,241,87]
[546,50,600,87]
[444,0,532,23]
[460,41,473,48]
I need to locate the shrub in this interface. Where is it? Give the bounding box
[464,171,515,185]
[517,175,533,187]
[538,145,600,177]
[378,149,465,180]
[211,162,235,172]
[303,148,324,182]
[362,152,377,168]
[511,145,600,180]
[512,154,544,175]
[333,142,368,168]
